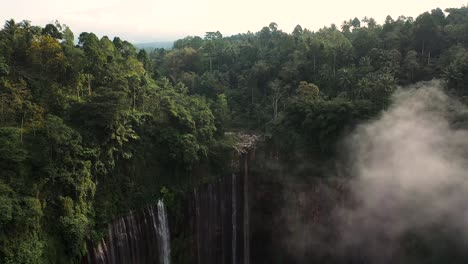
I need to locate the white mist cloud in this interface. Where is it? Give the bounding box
[339,81,468,261]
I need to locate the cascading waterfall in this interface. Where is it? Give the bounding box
[189,138,256,264]
[84,201,171,264]
[243,156,250,264]
[156,200,171,264]
[84,134,257,264]
[232,173,237,264]
[85,173,248,264]
[194,189,202,264]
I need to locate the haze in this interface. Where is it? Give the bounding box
[1,0,467,42]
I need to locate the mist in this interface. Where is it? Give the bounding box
[277,81,468,263]
[337,81,468,262]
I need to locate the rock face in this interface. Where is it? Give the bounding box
[191,150,253,264]
[248,143,348,264]
[83,200,170,264]
[188,133,258,264]
[228,133,260,154]
[83,133,259,264]
[82,134,348,264]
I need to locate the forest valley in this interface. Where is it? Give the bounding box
[1,5,468,264]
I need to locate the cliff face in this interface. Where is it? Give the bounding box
[83,134,259,264]
[248,143,348,264]
[83,134,351,264]
[85,129,468,264]
[190,151,251,264]
[185,135,345,264]
[183,134,258,264]
[83,201,170,264]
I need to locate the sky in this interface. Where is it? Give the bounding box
[1,0,466,43]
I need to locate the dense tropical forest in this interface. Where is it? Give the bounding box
[1,4,468,263]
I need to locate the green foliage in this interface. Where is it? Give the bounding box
[443,47,468,96]
[0,128,27,165]
[297,81,320,98]
[0,21,168,262]
[0,188,45,264]
[148,80,216,167]
[1,5,468,262]
[0,182,14,226]
[272,95,376,157]
[59,210,90,256]
[4,233,44,264]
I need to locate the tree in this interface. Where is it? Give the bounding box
[28,35,65,78]
[337,68,355,98]
[443,48,468,96]
[269,79,287,121]
[292,25,303,37]
[444,6,468,46]
[403,50,419,82]
[357,71,396,108]
[162,47,201,81]
[137,49,151,72]
[203,31,223,71]
[269,22,278,32]
[414,10,445,64]
[198,71,226,98]
[352,17,361,29]
[315,27,353,77]
[0,56,9,76]
[368,48,401,74]
[297,81,320,98]
[174,36,204,49]
[351,27,379,59]
[61,26,74,46]
[42,23,63,39]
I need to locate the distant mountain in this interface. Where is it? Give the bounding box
[134,41,174,51]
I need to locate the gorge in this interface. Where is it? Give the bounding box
[84,84,468,264]
[84,134,258,264]
[2,4,468,264]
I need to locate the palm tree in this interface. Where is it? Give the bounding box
[337,68,353,99]
[3,19,18,40]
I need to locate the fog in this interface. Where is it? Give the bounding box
[279,81,468,263]
[337,81,468,261]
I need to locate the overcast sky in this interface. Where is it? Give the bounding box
[1,0,466,43]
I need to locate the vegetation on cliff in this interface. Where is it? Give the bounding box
[1,5,468,262]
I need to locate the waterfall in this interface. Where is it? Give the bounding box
[232,173,237,264]
[84,201,171,264]
[157,200,171,264]
[243,156,250,264]
[83,133,257,264]
[194,189,202,264]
